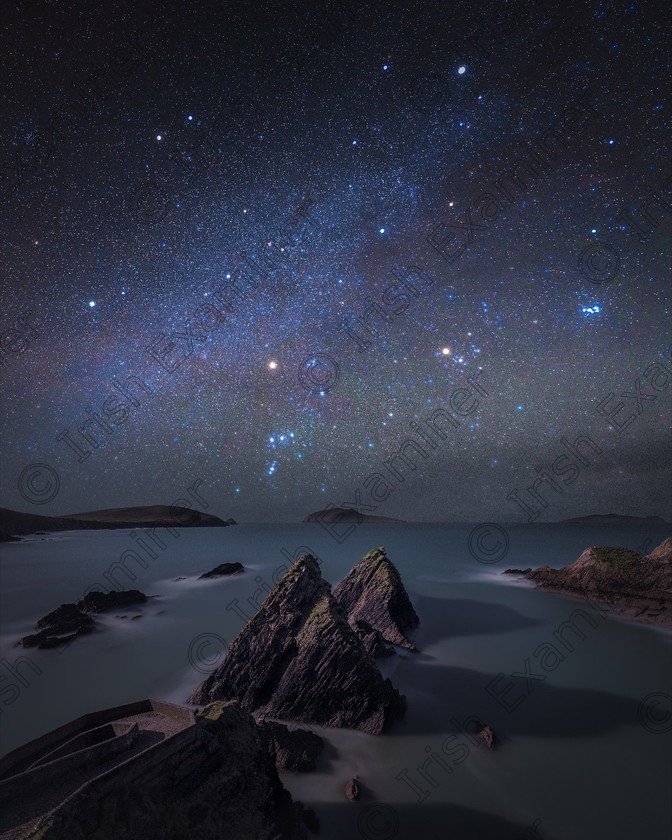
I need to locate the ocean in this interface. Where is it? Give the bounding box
[1,523,670,840]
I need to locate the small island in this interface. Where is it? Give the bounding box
[302,507,404,524]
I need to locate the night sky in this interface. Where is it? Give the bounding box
[1,0,670,523]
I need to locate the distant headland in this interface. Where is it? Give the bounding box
[0,505,231,541]
[559,514,670,526]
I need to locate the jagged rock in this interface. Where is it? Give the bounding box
[504,538,672,627]
[226,518,238,526]
[259,720,324,772]
[476,724,497,749]
[20,590,149,649]
[187,555,406,734]
[18,700,309,839]
[352,619,395,658]
[333,547,419,651]
[21,603,95,649]
[77,589,147,612]
[344,777,360,800]
[199,562,245,579]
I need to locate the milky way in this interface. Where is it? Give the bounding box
[1,0,670,522]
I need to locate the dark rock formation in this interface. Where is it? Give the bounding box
[476,724,497,749]
[504,538,672,627]
[11,701,309,839]
[225,518,238,525]
[259,721,324,772]
[20,590,149,648]
[333,547,419,651]
[302,507,403,524]
[188,554,407,734]
[77,589,147,613]
[20,604,95,649]
[199,562,245,579]
[344,778,360,800]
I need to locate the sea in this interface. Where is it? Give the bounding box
[1,523,670,840]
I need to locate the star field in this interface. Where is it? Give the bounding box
[1,0,670,522]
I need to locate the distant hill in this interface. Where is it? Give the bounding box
[0,505,229,541]
[561,514,670,526]
[302,507,404,524]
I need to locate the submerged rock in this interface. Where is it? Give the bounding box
[259,720,324,772]
[333,546,419,651]
[187,554,406,734]
[199,562,245,579]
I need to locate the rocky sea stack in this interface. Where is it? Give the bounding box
[505,537,672,627]
[187,554,407,734]
[333,546,420,651]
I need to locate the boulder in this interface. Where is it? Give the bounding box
[344,777,360,800]
[476,724,497,749]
